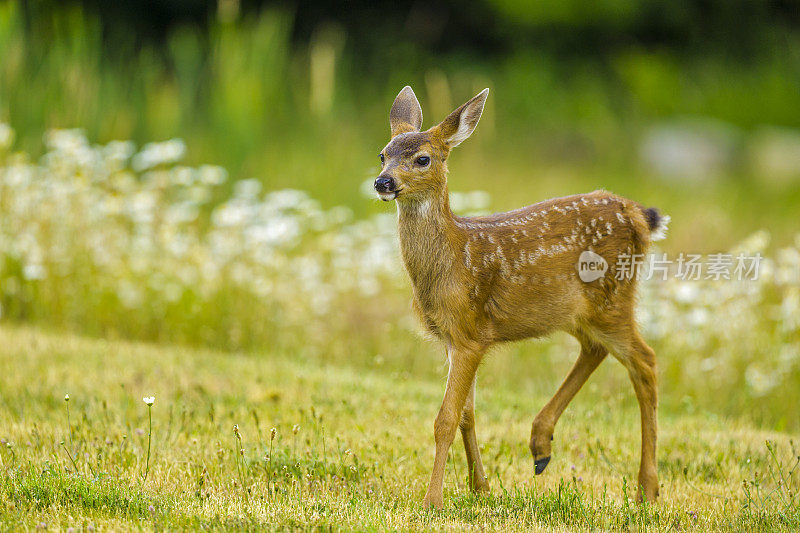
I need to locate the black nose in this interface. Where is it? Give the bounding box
[374,176,396,193]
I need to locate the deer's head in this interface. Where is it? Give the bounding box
[375,86,489,203]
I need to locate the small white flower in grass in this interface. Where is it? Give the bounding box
[141,395,155,485]
[64,393,70,402]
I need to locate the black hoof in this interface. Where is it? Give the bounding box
[534,456,551,475]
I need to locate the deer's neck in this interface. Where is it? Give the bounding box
[396,191,464,301]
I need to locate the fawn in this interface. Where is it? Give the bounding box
[374,86,668,509]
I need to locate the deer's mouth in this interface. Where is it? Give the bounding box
[377,189,402,201]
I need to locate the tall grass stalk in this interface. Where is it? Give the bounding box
[142,398,154,486]
[233,424,249,502]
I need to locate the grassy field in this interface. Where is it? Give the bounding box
[0,325,798,531]
[2,3,800,529]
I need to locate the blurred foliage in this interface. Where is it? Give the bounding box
[0,127,799,430]
[1,0,799,246]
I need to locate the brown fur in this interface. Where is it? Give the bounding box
[377,86,662,509]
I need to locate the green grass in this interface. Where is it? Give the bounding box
[1,325,798,531]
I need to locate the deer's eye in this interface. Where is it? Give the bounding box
[379,153,385,164]
[415,155,430,166]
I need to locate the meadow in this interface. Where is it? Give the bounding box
[0,125,798,530]
[0,325,799,531]
[1,0,800,529]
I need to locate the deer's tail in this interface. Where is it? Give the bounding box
[641,207,670,242]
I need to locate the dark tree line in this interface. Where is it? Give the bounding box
[20,0,800,59]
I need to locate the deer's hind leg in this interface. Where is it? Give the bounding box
[529,333,608,475]
[460,375,490,492]
[604,328,659,502]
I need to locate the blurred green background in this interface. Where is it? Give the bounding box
[2,0,799,251]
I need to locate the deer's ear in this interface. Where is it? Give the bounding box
[435,88,489,148]
[390,86,423,138]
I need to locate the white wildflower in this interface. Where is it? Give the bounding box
[103,140,136,165]
[132,139,186,171]
[23,263,45,280]
[233,178,262,199]
[672,282,699,304]
[198,165,228,186]
[266,189,309,210]
[745,365,777,397]
[0,123,15,150]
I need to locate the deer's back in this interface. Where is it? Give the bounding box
[453,190,652,344]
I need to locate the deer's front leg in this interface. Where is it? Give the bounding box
[423,348,481,510]
[460,376,489,493]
